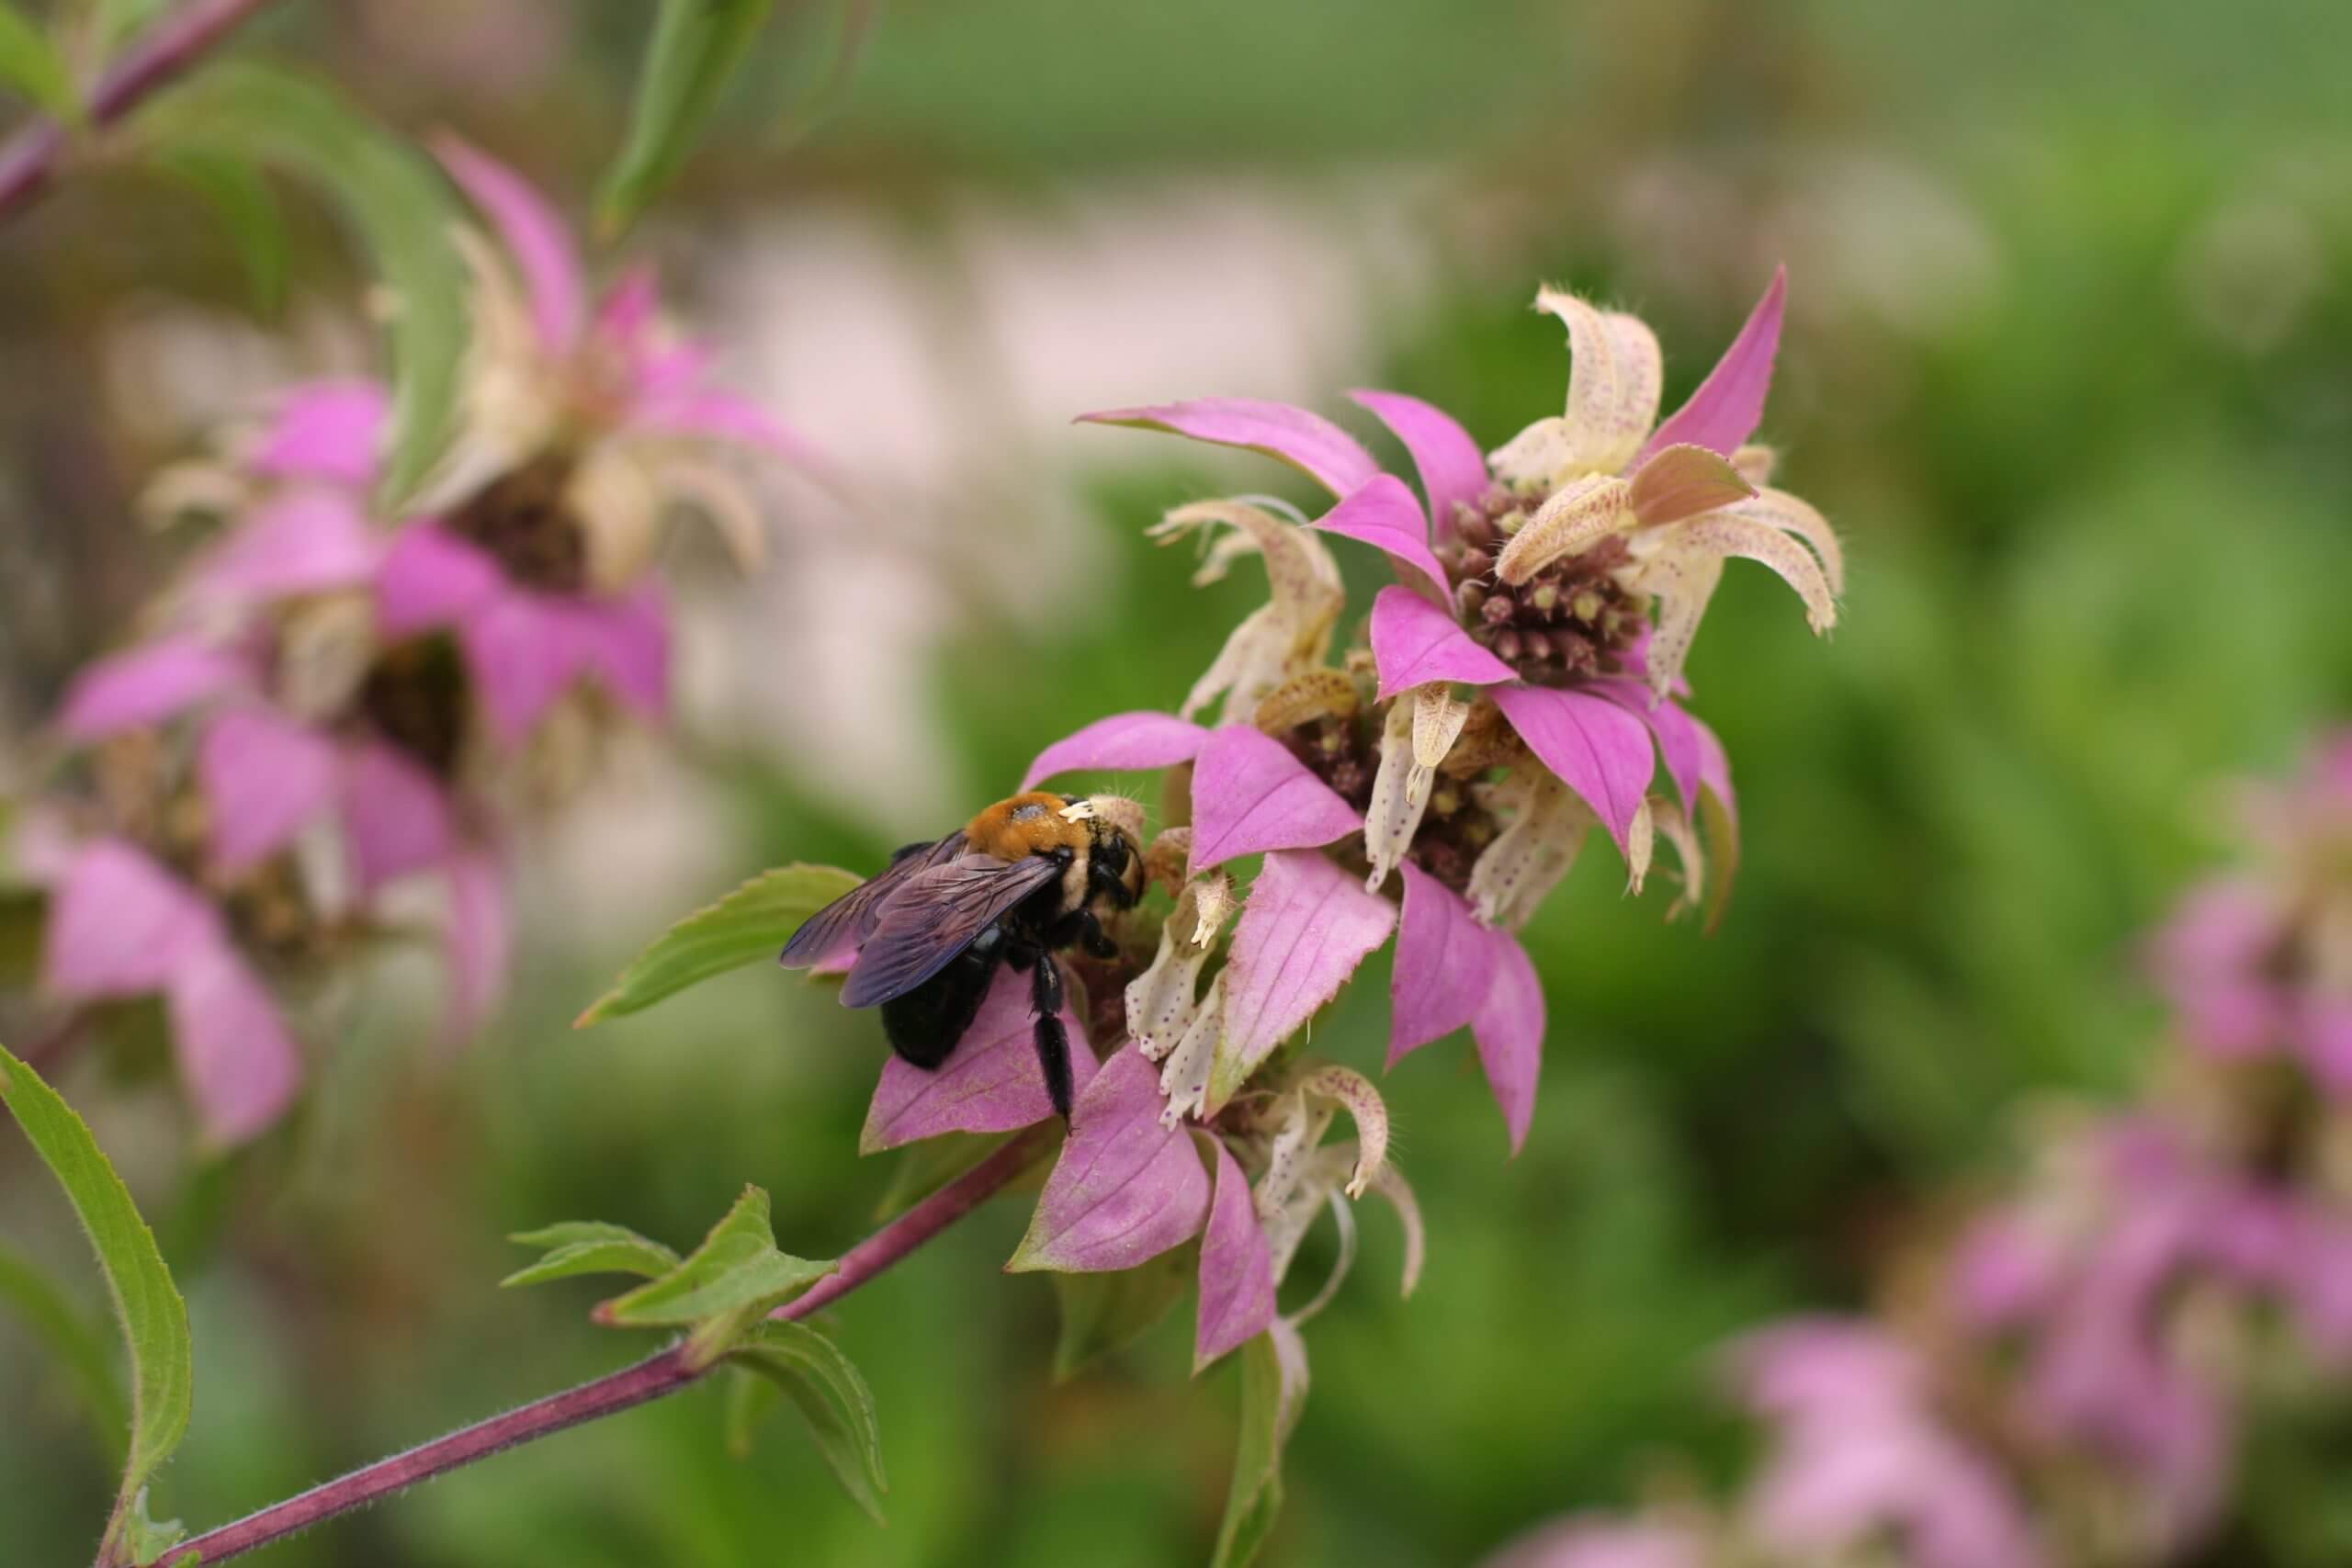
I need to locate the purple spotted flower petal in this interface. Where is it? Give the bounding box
[190,490,384,610]
[1388,862,1494,1066]
[1311,475,1454,607]
[375,525,506,636]
[1347,389,1489,546]
[1008,1046,1211,1273]
[56,637,249,740]
[861,963,1098,1152]
[1471,928,1544,1154]
[1634,266,1786,466]
[42,840,220,998]
[1216,850,1397,1102]
[1489,683,1657,854]
[1188,726,1364,873]
[198,706,341,874]
[1023,711,1208,789]
[164,941,303,1147]
[341,741,458,892]
[1194,1134,1276,1371]
[1591,680,1703,811]
[1368,585,1514,703]
[1079,397,1380,497]
[435,135,585,356]
[442,847,511,1045]
[247,379,387,487]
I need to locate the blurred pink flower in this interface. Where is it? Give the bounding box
[35,837,301,1145]
[1481,1517,1706,1568]
[1734,1320,2044,1568]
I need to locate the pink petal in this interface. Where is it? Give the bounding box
[2299,997,2352,1097]
[1219,850,1397,1089]
[1022,710,1209,789]
[1367,585,1514,703]
[247,379,388,488]
[190,490,385,609]
[1346,389,1489,547]
[42,840,221,998]
[594,266,660,355]
[164,940,303,1146]
[1950,1213,2064,1327]
[1484,1519,1706,1568]
[567,585,672,720]
[1590,681,1703,811]
[1079,397,1380,498]
[1008,1046,1212,1273]
[197,707,341,874]
[1194,1134,1276,1371]
[1489,684,1657,854]
[632,386,826,472]
[1311,475,1453,607]
[861,962,1099,1152]
[459,594,596,745]
[1471,929,1544,1154]
[435,134,584,356]
[1187,725,1364,873]
[375,525,506,636]
[1634,266,1787,466]
[340,741,458,892]
[56,637,249,739]
[442,847,512,1045]
[1387,863,1493,1066]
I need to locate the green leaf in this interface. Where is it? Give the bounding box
[116,1488,188,1566]
[149,149,288,318]
[1213,1323,1308,1568]
[503,1220,681,1289]
[575,863,860,1027]
[0,1043,193,1564]
[93,0,173,52]
[144,62,470,504]
[0,1237,130,1460]
[597,0,777,238]
[1050,1245,1193,1382]
[728,1321,888,1521]
[593,1187,834,1367]
[721,1362,784,1460]
[0,4,80,122]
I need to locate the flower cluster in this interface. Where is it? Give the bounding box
[804,272,1838,1371]
[7,141,808,1145]
[1486,732,2352,1568]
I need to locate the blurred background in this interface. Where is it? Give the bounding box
[3,0,2350,1562]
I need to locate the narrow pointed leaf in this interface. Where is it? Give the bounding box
[729,1321,888,1521]
[0,1238,129,1461]
[1213,1322,1309,1568]
[145,63,471,503]
[503,1220,681,1288]
[0,1043,192,1562]
[577,863,860,1025]
[0,5,79,122]
[599,0,778,238]
[149,149,288,317]
[594,1187,834,1365]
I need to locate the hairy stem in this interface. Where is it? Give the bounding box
[0,0,279,222]
[155,1124,1056,1566]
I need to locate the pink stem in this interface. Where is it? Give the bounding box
[0,0,280,222]
[155,1125,1055,1566]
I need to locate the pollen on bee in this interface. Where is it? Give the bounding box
[1057,799,1099,822]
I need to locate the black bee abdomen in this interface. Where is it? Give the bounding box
[879,939,999,1069]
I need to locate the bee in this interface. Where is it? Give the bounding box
[779,793,1146,1118]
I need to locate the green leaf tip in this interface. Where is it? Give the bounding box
[0,1043,194,1564]
[583,1187,836,1368]
[576,862,860,1027]
[597,0,780,240]
[727,1321,888,1521]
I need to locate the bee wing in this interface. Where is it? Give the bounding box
[839,852,1063,1008]
[779,832,967,969]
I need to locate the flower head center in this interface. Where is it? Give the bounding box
[1447,489,1644,686]
[357,637,472,782]
[447,450,589,595]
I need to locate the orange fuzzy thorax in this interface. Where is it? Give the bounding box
[964,793,1094,863]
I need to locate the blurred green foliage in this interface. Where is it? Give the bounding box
[4,0,2350,1564]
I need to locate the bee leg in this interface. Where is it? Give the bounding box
[1029,952,1074,1120]
[1087,844,1138,909]
[1076,909,1118,960]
